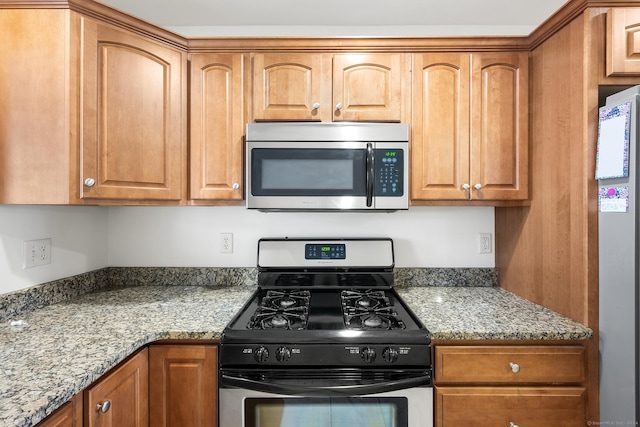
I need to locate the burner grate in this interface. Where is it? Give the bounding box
[247,290,310,330]
[341,290,406,330]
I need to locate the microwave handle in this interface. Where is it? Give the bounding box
[366,143,374,207]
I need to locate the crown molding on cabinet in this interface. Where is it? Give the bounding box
[2,0,640,54]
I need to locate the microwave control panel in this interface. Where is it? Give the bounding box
[374,149,404,197]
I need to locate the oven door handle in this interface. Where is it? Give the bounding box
[220,373,431,396]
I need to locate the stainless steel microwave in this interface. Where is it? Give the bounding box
[246,122,409,211]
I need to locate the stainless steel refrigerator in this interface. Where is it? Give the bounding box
[598,85,640,424]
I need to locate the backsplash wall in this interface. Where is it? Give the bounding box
[0,205,494,295]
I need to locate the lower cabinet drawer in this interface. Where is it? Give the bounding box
[435,345,586,384]
[435,386,586,427]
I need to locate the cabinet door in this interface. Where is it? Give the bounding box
[253,53,327,121]
[36,394,82,427]
[411,53,471,200]
[81,17,186,202]
[470,53,528,200]
[333,53,408,122]
[607,8,640,76]
[190,53,245,203]
[84,348,149,427]
[435,386,586,427]
[149,345,218,427]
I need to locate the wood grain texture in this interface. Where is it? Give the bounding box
[435,386,586,427]
[149,345,218,427]
[84,348,149,427]
[189,53,245,203]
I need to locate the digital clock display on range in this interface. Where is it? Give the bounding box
[305,243,346,260]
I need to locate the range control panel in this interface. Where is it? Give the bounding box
[220,343,432,367]
[374,149,404,197]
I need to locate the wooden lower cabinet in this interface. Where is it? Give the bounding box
[84,348,149,427]
[36,395,83,427]
[149,344,218,427]
[435,386,586,426]
[433,344,588,427]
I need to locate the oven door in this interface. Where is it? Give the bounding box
[219,369,433,427]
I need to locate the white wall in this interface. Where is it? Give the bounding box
[107,206,495,268]
[0,206,109,294]
[0,205,494,295]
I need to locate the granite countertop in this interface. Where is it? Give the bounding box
[0,285,592,427]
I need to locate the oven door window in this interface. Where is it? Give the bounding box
[245,397,408,427]
[251,148,367,196]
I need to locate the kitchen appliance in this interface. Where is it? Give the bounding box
[597,85,640,423]
[219,238,432,427]
[246,122,409,211]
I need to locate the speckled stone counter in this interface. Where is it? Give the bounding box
[0,285,255,427]
[0,281,592,427]
[397,286,593,341]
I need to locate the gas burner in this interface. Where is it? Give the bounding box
[247,290,311,330]
[341,290,406,330]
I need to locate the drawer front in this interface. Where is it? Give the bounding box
[435,386,586,427]
[435,345,585,384]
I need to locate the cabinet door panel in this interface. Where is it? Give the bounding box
[253,53,325,121]
[36,394,82,427]
[190,53,244,202]
[81,17,185,201]
[333,53,407,122]
[607,8,640,76]
[149,345,218,427]
[411,53,470,200]
[471,53,528,200]
[84,348,148,427]
[436,386,586,427]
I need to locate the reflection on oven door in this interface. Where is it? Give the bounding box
[219,387,433,427]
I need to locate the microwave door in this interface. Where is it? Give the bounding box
[247,142,371,210]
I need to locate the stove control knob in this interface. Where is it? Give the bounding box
[276,346,292,363]
[383,347,399,363]
[254,346,269,363]
[361,347,377,363]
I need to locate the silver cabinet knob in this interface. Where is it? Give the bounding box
[335,102,343,110]
[474,183,483,190]
[84,178,96,187]
[510,423,520,427]
[96,400,111,413]
[312,102,320,110]
[232,183,240,190]
[462,183,470,190]
[509,362,520,373]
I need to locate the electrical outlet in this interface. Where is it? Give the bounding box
[220,233,233,253]
[23,238,51,268]
[478,233,492,254]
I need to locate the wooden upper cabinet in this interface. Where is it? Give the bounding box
[0,9,76,204]
[412,52,528,202]
[189,53,246,203]
[80,17,186,203]
[607,8,640,76]
[253,53,326,121]
[411,53,471,201]
[332,53,408,122]
[84,348,149,427]
[470,52,528,201]
[252,53,409,122]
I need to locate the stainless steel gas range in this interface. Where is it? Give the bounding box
[219,238,433,427]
